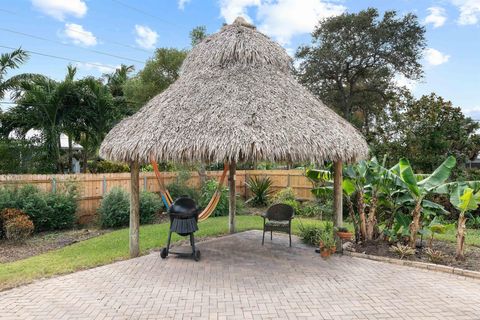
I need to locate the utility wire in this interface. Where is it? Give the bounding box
[0,28,145,64]
[110,0,184,29]
[0,8,154,54]
[0,45,125,71]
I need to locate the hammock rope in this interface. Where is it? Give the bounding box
[150,159,228,222]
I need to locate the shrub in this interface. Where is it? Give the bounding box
[0,187,16,210]
[99,188,164,228]
[246,176,273,207]
[167,171,200,201]
[98,188,130,228]
[0,208,27,238]
[271,187,296,204]
[14,185,52,232]
[4,215,34,241]
[139,191,164,224]
[297,201,322,217]
[282,199,300,213]
[43,193,77,230]
[299,224,322,246]
[200,179,229,216]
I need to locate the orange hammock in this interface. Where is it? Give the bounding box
[150,159,228,222]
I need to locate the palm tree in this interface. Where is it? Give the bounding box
[0,48,29,99]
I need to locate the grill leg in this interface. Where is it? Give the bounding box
[190,233,196,255]
[262,229,265,245]
[166,230,172,254]
[271,231,273,240]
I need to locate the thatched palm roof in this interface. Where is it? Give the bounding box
[100,17,368,164]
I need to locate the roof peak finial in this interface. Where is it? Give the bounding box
[232,16,256,29]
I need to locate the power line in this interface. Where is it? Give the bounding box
[0,44,125,71]
[0,28,145,64]
[110,0,184,29]
[0,8,154,54]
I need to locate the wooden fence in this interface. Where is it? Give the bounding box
[0,170,314,224]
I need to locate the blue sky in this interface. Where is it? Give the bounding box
[1,0,479,118]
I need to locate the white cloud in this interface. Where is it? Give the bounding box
[63,23,97,47]
[178,0,191,10]
[452,0,480,25]
[31,0,87,21]
[219,0,261,23]
[218,0,345,45]
[424,7,447,27]
[134,25,159,50]
[424,48,450,66]
[393,74,417,91]
[76,62,119,74]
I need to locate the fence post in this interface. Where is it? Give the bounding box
[51,177,56,193]
[102,175,107,195]
[143,175,147,191]
[287,174,291,188]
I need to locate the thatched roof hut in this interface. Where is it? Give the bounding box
[100,17,367,165]
[99,17,368,257]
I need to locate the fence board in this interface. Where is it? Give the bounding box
[0,170,314,224]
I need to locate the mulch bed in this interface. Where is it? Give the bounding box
[0,229,109,263]
[350,239,480,272]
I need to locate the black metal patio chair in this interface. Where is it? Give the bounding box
[261,203,294,247]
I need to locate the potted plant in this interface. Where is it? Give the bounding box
[319,223,336,258]
[336,227,353,240]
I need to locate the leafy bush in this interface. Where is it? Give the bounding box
[139,191,164,224]
[246,176,273,206]
[271,187,296,204]
[297,201,322,217]
[98,188,130,228]
[14,185,52,232]
[99,188,163,228]
[299,224,322,246]
[467,215,480,229]
[167,171,200,201]
[4,215,34,241]
[1,208,26,238]
[200,179,229,217]
[282,199,300,213]
[87,160,130,173]
[43,193,77,230]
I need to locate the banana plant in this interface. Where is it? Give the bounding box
[391,156,456,248]
[448,184,480,260]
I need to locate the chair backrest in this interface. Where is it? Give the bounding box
[265,203,294,221]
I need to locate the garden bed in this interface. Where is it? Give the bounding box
[0,229,108,263]
[350,240,480,272]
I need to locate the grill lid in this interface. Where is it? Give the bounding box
[168,197,199,218]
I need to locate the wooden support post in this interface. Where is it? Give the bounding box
[130,161,140,258]
[333,161,343,228]
[228,161,236,234]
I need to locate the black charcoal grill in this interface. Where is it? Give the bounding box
[160,197,201,261]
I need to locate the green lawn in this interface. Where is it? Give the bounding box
[0,215,325,291]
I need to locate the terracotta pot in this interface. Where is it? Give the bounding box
[336,231,353,240]
[320,248,331,258]
[330,246,337,254]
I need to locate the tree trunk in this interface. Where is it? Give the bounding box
[68,135,73,173]
[333,161,343,228]
[198,163,206,186]
[228,161,236,234]
[456,213,467,260]
[408,201,422,248]
[129,161,140,258]
[357,190,367,241]
[346,197,360,243]
[366,195,378,241]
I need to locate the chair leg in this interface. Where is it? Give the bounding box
[289,231,292,247]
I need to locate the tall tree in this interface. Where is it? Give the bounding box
[123,48,187,109]
[0,48,29,99]
[296,8,426,135]
[190,25,208,47]
[373,93,480,173]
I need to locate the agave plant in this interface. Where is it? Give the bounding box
[246,176,273,207]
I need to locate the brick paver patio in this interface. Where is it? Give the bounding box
[1,230,480,319]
